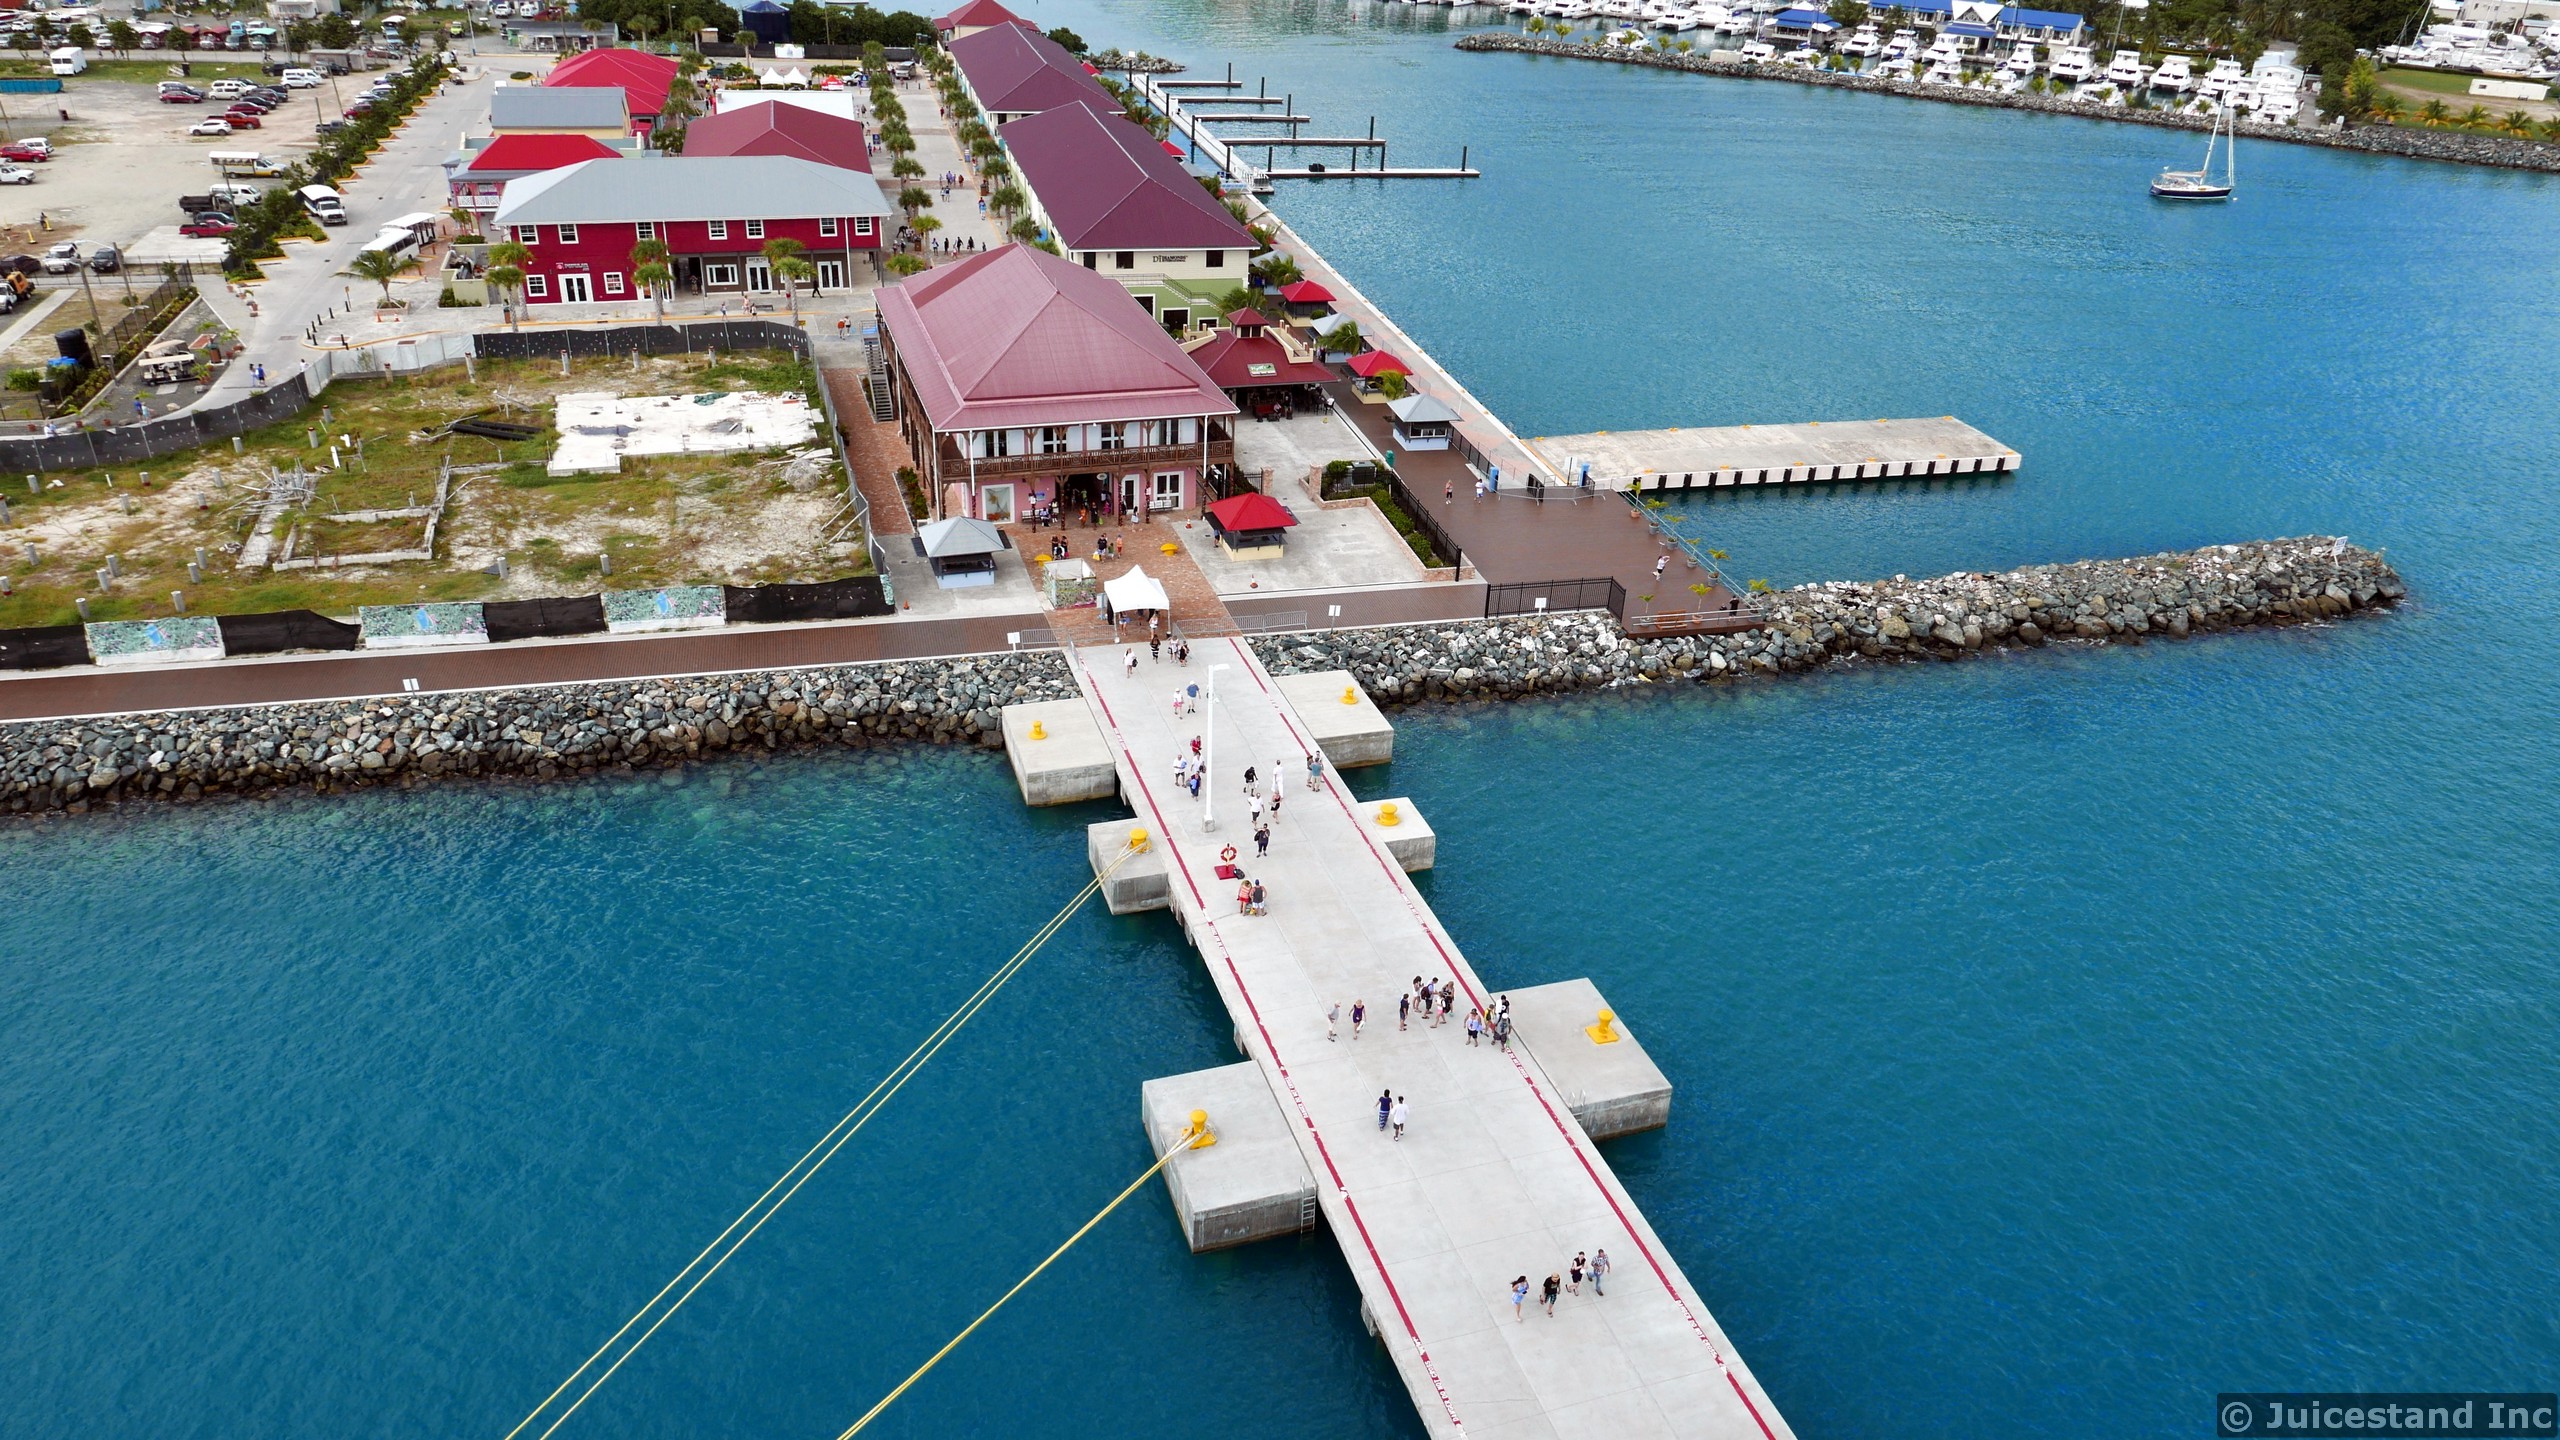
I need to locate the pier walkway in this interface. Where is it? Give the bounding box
[1066,638,1791,1439]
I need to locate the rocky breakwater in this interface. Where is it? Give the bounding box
[1253,538,2402,701]
[1456,33,2560,176]
[0,653,1075,816]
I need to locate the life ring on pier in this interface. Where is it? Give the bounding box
[1219,844,1238,864]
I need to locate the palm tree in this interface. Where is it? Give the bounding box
[2541,117,2560,142]
[1526,14,1547,35]
[2459,103,2492,131]
[2504,109,2534,136]
[349,248,415,307]
[1376,370,1410,401]
[979,156,1012,186]
[773,255,815,316]
[629,238,671,321]
[989,183,1028,217]
[896,185,932,220]
[2370,92,2405,124]
[911,215,943,249]
[488,238,531,329]
[1007,216,1040,243]
[885,252,928,278]
[891,155,926,183]
[2419,98,2450,126]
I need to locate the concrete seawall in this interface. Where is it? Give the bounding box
[1457,34,2560,177]
[0,653,1075,816]
[1255,538,2403,702]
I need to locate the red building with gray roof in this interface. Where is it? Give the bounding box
[877,244,1239,525]
[493,156,890,305]
[543,48,681,130]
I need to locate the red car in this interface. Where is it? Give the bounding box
[221,109,263,128]
[179,215,237,237]
[159,89,205,104]
[342,100,374,117]
[0,144,48,163]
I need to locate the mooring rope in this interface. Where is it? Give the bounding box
[830,1116,1212,1439]
[503,841,1146,1440]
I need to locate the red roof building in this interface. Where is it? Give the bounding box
[877,244,1240,525]
[447,133,624,226]
[545,48,680,125]
[1184,310,1336,410]
[681,100,869,172]
[948,24,1115,123]
[934,0,1039,38]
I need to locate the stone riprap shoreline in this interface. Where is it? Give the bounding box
[1457,33,2560,175]
[0,653,1074,816]
[1252,538,2402,701]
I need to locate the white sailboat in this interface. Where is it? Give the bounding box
[2151,104,2235,200]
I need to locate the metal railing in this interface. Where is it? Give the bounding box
[1621,489,1766,618]
[1485,578,1623,618]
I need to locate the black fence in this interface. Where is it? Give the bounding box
[1485,578,1625,619]
[0,624,89,671]
[1377,465,1459,569]
[218,609,359,655]
[0,371,312,474]
[483,595,606,643]
[724,577,891,624]
[473,320,813,364]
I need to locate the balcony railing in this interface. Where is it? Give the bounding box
[934,424,1235,480]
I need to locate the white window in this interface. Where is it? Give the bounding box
[635,221,656,240]
[703,263,739,286]
[602,271,625,295]
[854,216,874,237]
[1152,471,1183,507]
[1036,426,1067,456]
[977,429,1012,459]
[515,225,539,244]
[555,223,578,244]
[524,273,548,297]
[818,216,838,237]
[744,219,765,240]
[1097,423,1124,452]
[707,220,728,240]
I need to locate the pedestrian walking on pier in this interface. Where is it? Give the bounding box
[1569,1253,1586,1296]
[1398,993,1411,1031]
[1254,824,1270,858]
[1247,793,1263,827]
[1236,875,1253,916]
[1307,753,1324,790]
[1150,635,1162,662]
[1591,1248,1611,1297]
[1541,1274,1561,1315]
[1242,764,1257,791]
[1390,1096,1408,1140]
[1249,879,1265,915]
[1440,988,1455,1026]
[1327,1001,1340,1041]
[1377,1089,1392,1130]
[1494,1011,1513,1051]
[1352,1000,1365,1038]
[1512,1276,1531,1322]
[1466,1010,1483,1046]
[1123,647,1139,680]
[1443,480,1454,505]
[1653,554,1670,582]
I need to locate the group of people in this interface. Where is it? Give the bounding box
[1510,1250,1612,1320]
[1329,984,1513,1052]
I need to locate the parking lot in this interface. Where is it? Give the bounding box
[1,68,360,261]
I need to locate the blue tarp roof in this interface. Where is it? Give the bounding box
[1899,0,2085,24]
[1947,21,1998,35]
[1771,7,1835,22]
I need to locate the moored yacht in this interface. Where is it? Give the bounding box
[2000,42,2039,78]
[2197,57,2247,101]
[2045,44,2093,81]
[2149,54,2196,92]
[1840,23,1882,56]
[1920,56,1965,84]
[2100,50,2148,88]
[1738,37,1779,60]
[1879,27,1918,60]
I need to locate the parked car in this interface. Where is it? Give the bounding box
[40,241,84,273]
[189,117,236,136]
[8,136,51,157]
[179,214,237,237]
[90,245,120,274]
[1,254,40,277]
[0,143,51,163]
[160,88,207,104]
[227,95,277,113]
[0,165,32,186]
[221,109,263,128]
[343,100,375,117]
[314,118,352,134]
[208,79,253,100]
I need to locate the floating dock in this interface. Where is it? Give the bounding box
[1006,651,1795,1439]
[1135,69,1478,193]
[1530,416,2019,490]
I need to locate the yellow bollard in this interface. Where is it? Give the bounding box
[1376,802,1401,828]
[1128,827,1150,853]
[1160,540,1178,555]
[1186,1108,1216,1149]
[1027,719,1046,741]
[1341,685,1358,705]
[1585,1008,1621,1045]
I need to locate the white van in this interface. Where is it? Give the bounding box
[298,183,349,225]
[209,151,285,177]
[208,79,253,100]
[281,67,324,88]
[209,181,266,206]
[48,47,86,76]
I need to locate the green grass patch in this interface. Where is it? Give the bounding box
[0,57,273,82]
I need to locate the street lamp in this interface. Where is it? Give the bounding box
[1201,662,1228,831]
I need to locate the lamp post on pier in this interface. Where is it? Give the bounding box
[1201,663,1228,832]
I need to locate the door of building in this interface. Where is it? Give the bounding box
[1119,472,1144,518]
[557,273,592,303]
[816,260,845,291]
[744,260,774,293]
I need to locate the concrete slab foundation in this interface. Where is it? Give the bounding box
[1001,699,1117,806]
[1141,1061,1317,1252]
[1086,818,1170,914]
[1270,670,1394,768]
[1504,977,1673,1139]
[1360,797,1435,872]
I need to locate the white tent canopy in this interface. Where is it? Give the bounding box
[1102,565,1171,614]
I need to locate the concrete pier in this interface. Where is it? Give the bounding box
[1058,638,1794,1439]
[1142,1062,1319,1252]
[1270,669,1395,767]
[1001,699,1117,806]
[1087,818,1171,913]
[1529,415,2019,490]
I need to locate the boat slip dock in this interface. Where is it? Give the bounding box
[1004,647,1795,1439]
[1530,416,2018,490]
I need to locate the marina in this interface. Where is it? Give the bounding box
[1135,68,1482,191]
[1528,417,2020,490]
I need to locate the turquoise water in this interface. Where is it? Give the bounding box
[8,5,2560,1436]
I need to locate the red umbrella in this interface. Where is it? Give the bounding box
[1278,280,1335,303]
[1206,492,1298,533]
[1345,350,1409,378]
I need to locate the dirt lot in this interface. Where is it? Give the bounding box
[0,72,338,260]
[0,351,872,628]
